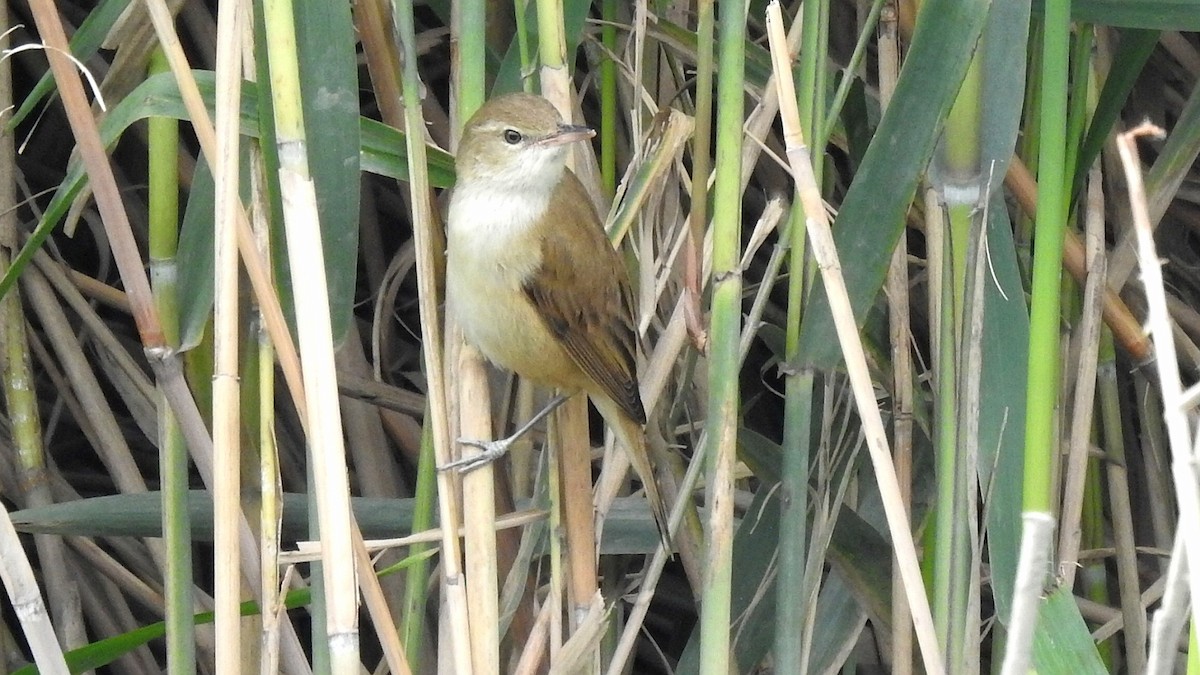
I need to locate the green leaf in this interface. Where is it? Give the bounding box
[9,492,664,554]
[177,156,217,351]
[976,192,1030,622]
[646,16,777,95]
[1031,586,1109,672]
[979,0,1033,182]
[1067,0,1200,28]
[292,0,360,341]
[796,0,994,369]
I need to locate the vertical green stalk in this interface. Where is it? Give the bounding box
[931,42,983,672]
[699,0,746,673]
[514,0,534,92]
[687,0,714,329]
[147,47,195,675]
[777,0,824,669]
[776,331,813,673]
[940,58,983,319]
[797,0,827,180]
[599,0,618,195]
[456,0,486,119]
[1023,0,1072,515]
[1,7,81,667]
[932,248,959,649]
[535,0,566,75]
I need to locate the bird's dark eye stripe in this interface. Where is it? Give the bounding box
[503,129,522,144]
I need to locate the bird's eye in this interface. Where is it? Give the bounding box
[503,129,523,145]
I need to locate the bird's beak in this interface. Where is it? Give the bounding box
[538,123,595,146]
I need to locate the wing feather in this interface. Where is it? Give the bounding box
[522,172,645,424]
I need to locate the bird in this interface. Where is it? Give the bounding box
[443,92,670,548]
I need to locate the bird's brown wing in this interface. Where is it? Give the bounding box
[523,172,646,424]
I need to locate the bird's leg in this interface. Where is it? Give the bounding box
[440,393,571,473]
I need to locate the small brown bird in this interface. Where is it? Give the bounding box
[444,93,669,546]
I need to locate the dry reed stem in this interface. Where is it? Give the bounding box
[1105,423,1148,669]
[593,109,698,581]
[458,343,499,674]
[736,199,787,365]
[1085,574,1163,641]
[605,427,709,675]
[21,0,160,343]
[553,590,607,672]
[209,0,246,668]
[258,332,283,675]
[879,3,914,670]
[0,500,69,673]
[385,1,470,668]
[958,168,994,673]
[545,416,565,660]
[558,395,598,624]
[765,3,945,673]
[512,591,554,675]
[1147,536,1188,673]
[1056,166,1107,589]
[259,0,363,663]
[136,20,324,667]
[20,266,147,494]
[535,19,602,661]
[353,534,412,674]
[1117,121,1200,671]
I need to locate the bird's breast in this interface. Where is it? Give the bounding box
[446,182,548,286]
[446,183,583,390]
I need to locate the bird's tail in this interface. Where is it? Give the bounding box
[593,395,672,552]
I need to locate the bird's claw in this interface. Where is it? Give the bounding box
[438,437,513,473]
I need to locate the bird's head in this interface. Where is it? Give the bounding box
[455,93,594,194]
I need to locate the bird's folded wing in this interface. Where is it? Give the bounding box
[522,173,645,424]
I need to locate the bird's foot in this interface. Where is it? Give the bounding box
[438,437,514,473]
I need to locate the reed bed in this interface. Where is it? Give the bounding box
[0,0,1198,673]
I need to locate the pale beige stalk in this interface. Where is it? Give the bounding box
[459,344,499,674]
[1117,123,1200,666]
[878,4,914,671]
[1056,166,1107,589]
[210,0,246,669]
[256,0,363,668]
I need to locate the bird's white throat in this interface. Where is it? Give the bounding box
[448,147,566,249]
[448,180,551,239]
